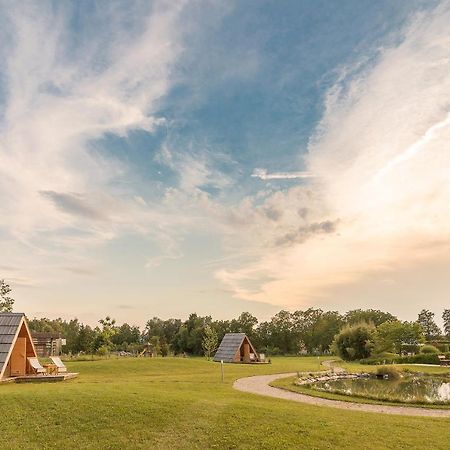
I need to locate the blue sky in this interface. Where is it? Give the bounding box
[1,0,449,326]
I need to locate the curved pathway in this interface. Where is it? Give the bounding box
[233,372,450,418]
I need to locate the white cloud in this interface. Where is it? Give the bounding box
[217,2,450,309]
[156,145,232,192]
[251,168,314,180]
[0,1,193,283]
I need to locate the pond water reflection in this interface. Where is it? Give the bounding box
[310,376,450,404]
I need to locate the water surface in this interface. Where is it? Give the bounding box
[310,377,450,404]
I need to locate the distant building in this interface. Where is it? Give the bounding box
[213,333,264,363]
[31,332,66,357]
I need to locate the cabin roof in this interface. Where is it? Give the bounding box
[0,313,25,375]
[213,332,247,362]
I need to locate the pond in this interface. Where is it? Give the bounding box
[309,376,450,404]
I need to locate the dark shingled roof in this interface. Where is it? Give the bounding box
[0,313,24,376]
[213,333,246,362]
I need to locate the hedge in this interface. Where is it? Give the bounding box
[360,353,447,365]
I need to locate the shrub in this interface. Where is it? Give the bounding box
[360,352,398,365]
[420,344,440,354]
[360,352,440,365]
[426,341,450,352]
[401,353,440,364]
[96,345,110,356]
[376,366,401,380]
[331,322,376,361]
[432,343,449,353]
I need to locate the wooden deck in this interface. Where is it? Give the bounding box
[1,373,78,383]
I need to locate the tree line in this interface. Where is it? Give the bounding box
[2,279,449,357]
[26,308,450,357]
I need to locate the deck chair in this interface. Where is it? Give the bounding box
[50,356,68,373]
[27,357,46,375]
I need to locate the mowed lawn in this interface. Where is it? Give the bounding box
[1,357,450,449]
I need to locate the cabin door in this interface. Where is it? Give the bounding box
[10,337,27,376]
[243,341,250,363]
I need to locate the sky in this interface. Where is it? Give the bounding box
[1,0,449,326]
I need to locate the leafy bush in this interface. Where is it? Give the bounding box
[331,322,376,361]
[429,342,450,353]
[360,353,440,365]
[401,353,440,364]
[96,345,110,356]
[420,344,440,354]
[360,352,398,365]
[376,366,401,380]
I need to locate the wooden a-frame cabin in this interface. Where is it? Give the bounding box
[0,313,38,380]
[213,333,264,363]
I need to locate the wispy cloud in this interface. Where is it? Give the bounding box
[0,1,198,284]
[251,168,313,180]
[217,2,450,308]
[3,0,449,320]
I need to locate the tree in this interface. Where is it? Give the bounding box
[144,317,181,344]
[264,310,298,354]
[291,308,343,354]
[149,336,161,356]
[172,314,212,355]
[417,309,441,341]
[160,337,170,357]
[112,323,141,350]
[230,312,258,338]
[309,311,343,353]
[211,319,232,344]
[344,309,396,327]
[73,324,96,353]
[0,280,14,312]
[331,323,376,361]
[93,316,117,353]
[292,308,322,353]
[202,325,218,360]
[374,321,424,355]
[443,309,450,338]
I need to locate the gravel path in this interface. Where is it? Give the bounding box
[233,371,450,418]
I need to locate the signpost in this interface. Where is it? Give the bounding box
[221,360,224,382]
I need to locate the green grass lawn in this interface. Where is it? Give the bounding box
[1,357,450,449]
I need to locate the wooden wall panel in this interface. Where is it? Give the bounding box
[10,337,26,376]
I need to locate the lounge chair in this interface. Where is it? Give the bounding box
[27,357,46,375]
[50,356,68,373]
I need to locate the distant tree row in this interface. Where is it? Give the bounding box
[2,278,449,357]
[25,308,450,357]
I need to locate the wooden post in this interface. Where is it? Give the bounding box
[221,360,224,382]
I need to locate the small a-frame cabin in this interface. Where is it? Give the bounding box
[213,333,262,363]
[0,313,38,380]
